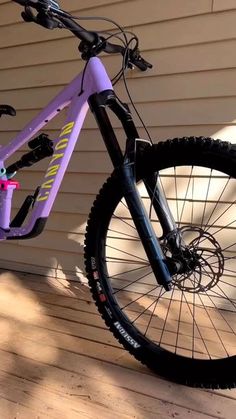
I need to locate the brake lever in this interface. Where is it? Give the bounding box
[133,57,153,71]
[21,6,37,23]
[21,5,61,29]
[36,10,61,29]
[128,48,153,71]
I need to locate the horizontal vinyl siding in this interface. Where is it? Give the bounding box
[0,0,236,279]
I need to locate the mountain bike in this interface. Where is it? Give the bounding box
[1,0,235,389]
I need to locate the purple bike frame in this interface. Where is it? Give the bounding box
[0,57,113,240]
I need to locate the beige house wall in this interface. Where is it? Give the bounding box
[0,0,236,280]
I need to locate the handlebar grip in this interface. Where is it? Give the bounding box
[102,41,153,72]
[133,58,153,71]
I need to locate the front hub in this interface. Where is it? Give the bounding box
[163,226,224,293]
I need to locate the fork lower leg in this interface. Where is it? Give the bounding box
[118,161,172,291]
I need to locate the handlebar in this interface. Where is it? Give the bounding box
[12,1,58,10]
[12,0,152,71]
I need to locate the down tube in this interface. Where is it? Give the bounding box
[35,59,113,220]
[5,57,114,239]
[34,95,90,220]
[5,93,90,240]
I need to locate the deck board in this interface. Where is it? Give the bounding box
[0,270,235,418]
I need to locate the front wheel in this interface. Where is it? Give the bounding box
[84,137,236,388]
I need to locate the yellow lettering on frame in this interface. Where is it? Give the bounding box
[50,153,64,164]
[41,179,54,189]
[46,165,60,178]
[59,122,74,137]
[55,138,69,151]
[37,192,50,202]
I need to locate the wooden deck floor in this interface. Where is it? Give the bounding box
[0,270,235,419]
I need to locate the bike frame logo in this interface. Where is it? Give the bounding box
[37,121,74,202]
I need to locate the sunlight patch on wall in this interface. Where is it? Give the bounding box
[213,125,236,142]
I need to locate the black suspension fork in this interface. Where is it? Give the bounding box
[88,91,173,290]
[143,173,182,251]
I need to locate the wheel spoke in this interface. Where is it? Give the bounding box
[202,176,230,233]
[179,166,193,226]
[188,273,236,334]
[174,167,180,227]
[108,228,139,240]
[113,269,153,294]
[110,265,152,278]
[105,256,148,265]
[112,213,137,232]
[182,287,212,359]
[197,200,236,248]
[175,276,186,354]
[106,244,148,263]
[159,283,177,346]
[120,283,164,310]
[188,273,231,357]
[131,286,165,330]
